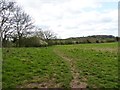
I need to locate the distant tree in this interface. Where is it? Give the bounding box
[116,37,119,42]
[43,30,57,40]
[44,30,57,45]
[96,40,99,43]
[34,27,45,40]
[87,39,91,43]
[34,29,57,45]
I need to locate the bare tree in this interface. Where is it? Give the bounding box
[13,6,34,47]
[32,27,57,40]
[0,0,15,47]
[34,27,45,40]
[43,30,57,40]
[0,0,56,47]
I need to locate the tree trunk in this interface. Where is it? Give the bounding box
[0,30,2,48]
[18,35,22,47]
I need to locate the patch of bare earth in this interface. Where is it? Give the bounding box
[89,48,117,53]
[17,76,61,88]
[53,48,87,88]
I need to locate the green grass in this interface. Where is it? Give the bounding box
[55,43,118,88]
[0,48,2,89]
[2,47,72,88]
[2,42,118,88]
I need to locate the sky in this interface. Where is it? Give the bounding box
[16,0,118,39]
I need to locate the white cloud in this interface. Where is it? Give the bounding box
[16,0,118,38]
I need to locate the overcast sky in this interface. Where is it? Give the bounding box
[16,0,118,39]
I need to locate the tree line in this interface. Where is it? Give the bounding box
[0,0,118,47]
[0,0,57,47]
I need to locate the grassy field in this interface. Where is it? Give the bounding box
[0,48,2,89]
[2,43,118,88]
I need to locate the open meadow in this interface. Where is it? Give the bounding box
[2,42,118,88]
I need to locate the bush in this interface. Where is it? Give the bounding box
[20,37,48,47]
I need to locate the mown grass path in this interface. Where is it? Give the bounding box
[54,48,87,88]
